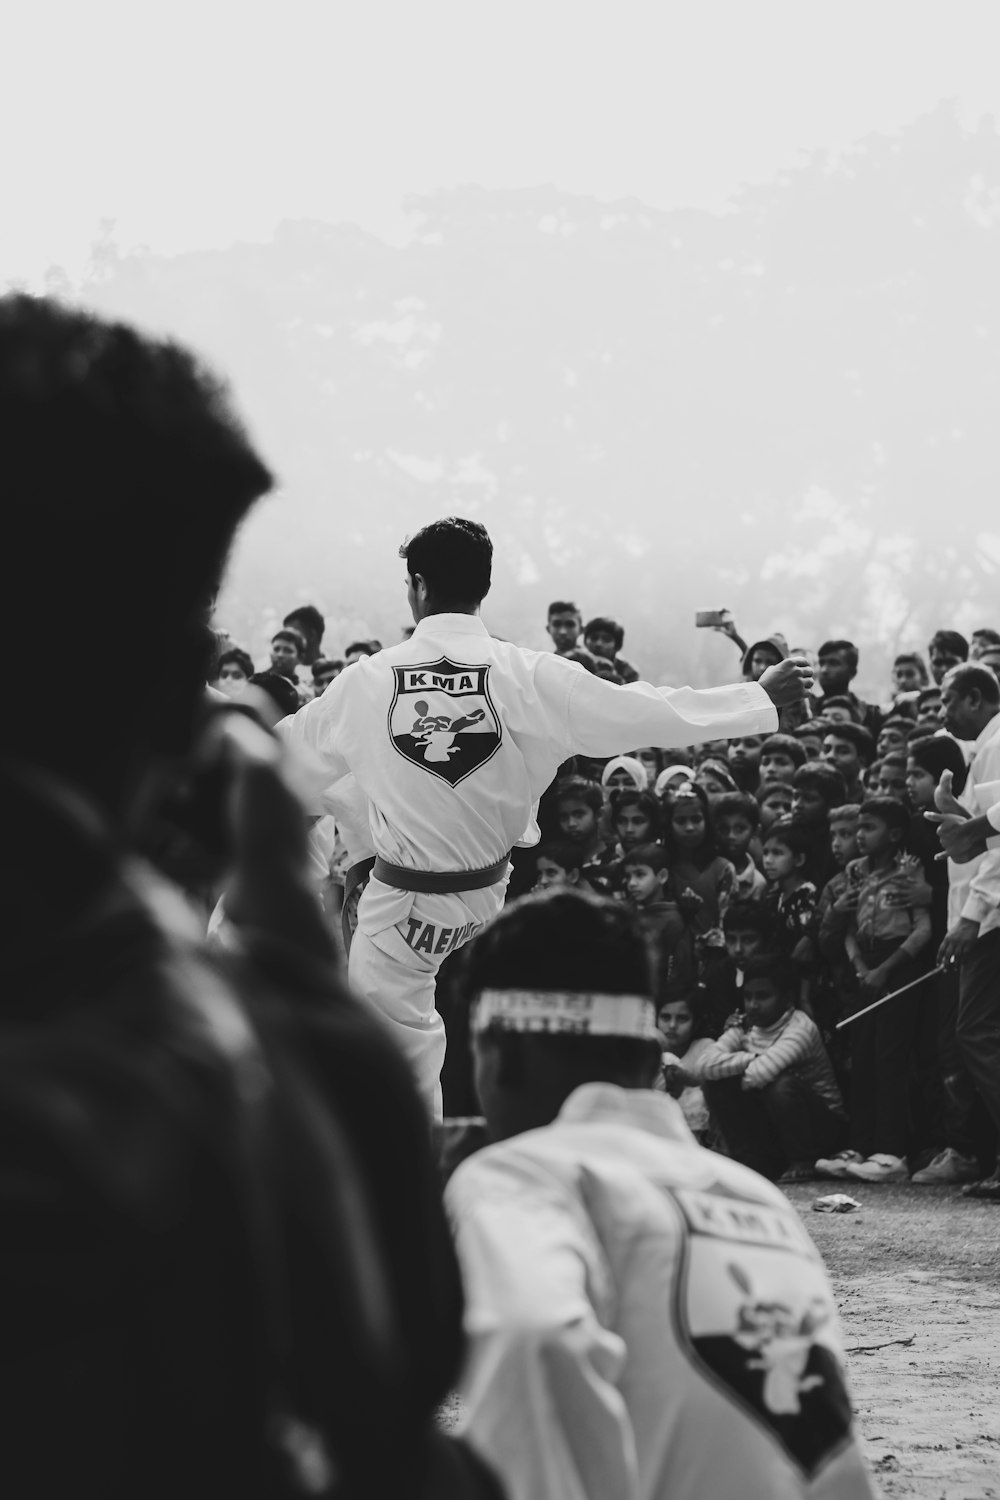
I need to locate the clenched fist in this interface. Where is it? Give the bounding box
[758,654,815,708]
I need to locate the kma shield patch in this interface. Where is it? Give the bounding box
[667,1181,853,1477]
[388,657,502,787]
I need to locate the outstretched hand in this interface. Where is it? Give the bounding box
[758,654,815,708]
[925,769,986,864]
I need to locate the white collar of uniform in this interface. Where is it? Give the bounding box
[557,1082,695,1145]
[411,612,489,637]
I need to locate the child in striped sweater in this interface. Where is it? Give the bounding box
[700,953,846,1183]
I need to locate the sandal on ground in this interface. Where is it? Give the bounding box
[960,1176,1000,1201]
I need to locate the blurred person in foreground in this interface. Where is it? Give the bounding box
[0,296,499,1500]
[444,887,876,1500]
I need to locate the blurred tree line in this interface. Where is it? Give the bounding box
[58,102,1000,693]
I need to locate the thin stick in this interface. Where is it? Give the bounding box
[836,967,944,1030]
[846,1333,916,1355]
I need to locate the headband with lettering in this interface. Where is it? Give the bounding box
[473,988,659,1041]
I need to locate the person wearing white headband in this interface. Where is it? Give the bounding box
[446,888,876,1500]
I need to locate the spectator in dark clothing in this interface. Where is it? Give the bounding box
[0,295,499,1500]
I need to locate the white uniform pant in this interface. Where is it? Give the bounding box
[347,877,507,1118]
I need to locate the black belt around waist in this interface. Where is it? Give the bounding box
[371,853,512,895]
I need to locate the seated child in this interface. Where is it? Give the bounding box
[817,797,933,1185]
[707,899,777,1033]
[553,776,620,895]
[712,791,768,901]
[609,788,661,853]
[700,954,847,1182]
[758,732,807,786]
[655,988,717,1143]
[755,778,794,834]
[533,841,585,890]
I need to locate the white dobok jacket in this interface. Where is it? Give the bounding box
[447,1085,875,1500]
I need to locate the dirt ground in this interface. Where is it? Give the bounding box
[785,1182,1000,1498]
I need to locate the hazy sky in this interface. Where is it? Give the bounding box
[6,0,999,284]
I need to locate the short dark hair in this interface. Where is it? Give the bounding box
[894,651,929,681]
[944,662,1000,707]
[929,629,969,660]
[215,646,254,679]
[741,952,797,996]
[1,295,271,757]
[459,888,659,1088]
[344,639,378,659]
[723,900,774,939]
[554,775,604,815]
[583,616,625,652]
[760,733,807,768]
[548,600,581,620]
[917,685,942,707]
[821,694,863,723]
[622,842,668,873]
[756,779,795,805]
[973,627,1000,647]
[793,762,849,807]
[823,722,875,763]
[402,517,492,606]
[248,670,300,718]
[907,733,969,795]
[609,788,661,834]
[792,720,827,741]
[271,627,305,656]
[534,840,585,874]
[762,816,812,857]
[312,656,343,678]
[881,714,914,735]
[818,639,859,673]
[859,796,910,838]
[712,791,760,830]
[828,803,862,825]
[283,604,325,640]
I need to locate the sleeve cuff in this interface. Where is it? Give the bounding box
[741,680,780,734]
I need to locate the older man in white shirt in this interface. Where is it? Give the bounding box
[281,518,812,1112]
[934,664,1000,1200]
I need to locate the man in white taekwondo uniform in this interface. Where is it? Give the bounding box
[445,890,877,1500]
[280,518,812,1112]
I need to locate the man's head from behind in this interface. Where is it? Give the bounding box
[460,887,660,1142]
[282,604,325,664]
[1,295,271,807]
[401,516,492,619]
